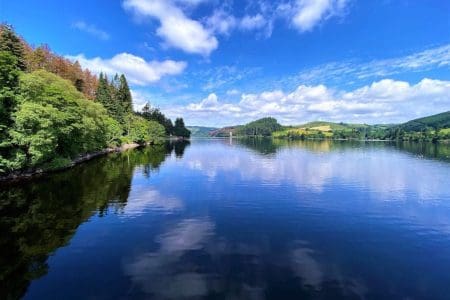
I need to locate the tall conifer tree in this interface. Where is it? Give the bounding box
[0,24,26,71]
[118,74,133,114]
[96,73,113,112]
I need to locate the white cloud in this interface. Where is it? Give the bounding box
[206,9,237,36]
[240,14,267,31]
[186,93,241,114]
[175,0,209,5]
[123,0,218,56]
[281,44,450,87]
[130,90,152,111]
[66,53,187,86]
[226,89,240,96]
[122,0,353,56]
[163,78,450,126]
[192,65,260,91]
[72,21,110,40]
[291,0,350,32]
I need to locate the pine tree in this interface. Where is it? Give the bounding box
[0,24,26,71]
[118,74,133,114]
[96,73,113,112]
[109,74,124,124]
[173,118,190,138]
[95,73,125,125]
[111,73,120,90]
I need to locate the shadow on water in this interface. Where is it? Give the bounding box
[235,138,450,163]
[0,141,187,300]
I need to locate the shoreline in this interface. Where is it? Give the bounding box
[0,143,141,184]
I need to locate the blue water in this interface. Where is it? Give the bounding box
[1,139,450,299]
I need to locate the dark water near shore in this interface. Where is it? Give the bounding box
[1,139,450,300]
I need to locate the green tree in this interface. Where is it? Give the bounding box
[126,115,165,144]
[0,51,21,172]
[97,73,125,125]
[95,73,111,109]
[140,102,173,135]
[6,70,121,172]
[0,24,26,71]
[96,73,123,124]
[173,117,191,138]
[117,74,132,114]
[0,51,20,132]
[239,117,282,136]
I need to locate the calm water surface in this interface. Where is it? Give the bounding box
[1,139,450,300]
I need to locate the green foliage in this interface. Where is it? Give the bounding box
[272,112,450,142]
[238,117,283,136]
[95,73,135,128]
[0,24,26,71]
[0,51,20,132]
[125,114,166,144]
[138,102,174,135]
[147,120,167,142]
[1,70,122,173]
[0,51,22,173]
[0,28,192,176]
[394,111,450,132]
[173,118,191,138]
[96,73,122,123]
[117,74,132,114]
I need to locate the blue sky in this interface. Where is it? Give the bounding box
[2,0,450,126]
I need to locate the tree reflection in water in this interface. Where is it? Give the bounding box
[0,141,188,300]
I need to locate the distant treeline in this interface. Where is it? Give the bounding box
[208,113,450,142]
[0,24,189,175]
[274,112,450,142]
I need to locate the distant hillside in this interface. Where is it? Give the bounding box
[392,111,450,132]
[275,121,386,139]
[210,118,283,137]
[208,111,450,142]
[274,111,450,142]
[297,121,370,131]
[238,117,283,136]
[210,126,242,137]
[187,126,218,137]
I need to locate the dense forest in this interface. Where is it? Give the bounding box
[0,24,190,175]
[205,118,282,138]
[237,117,283,136]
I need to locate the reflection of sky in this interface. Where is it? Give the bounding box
[124,218,215,299]
[118,141,450,298]
[123,217,368,299]
[173,141,449,201]
[119,186,183,218]
[25,140,450,299]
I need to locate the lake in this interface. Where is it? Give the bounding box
[1,139,450,300]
